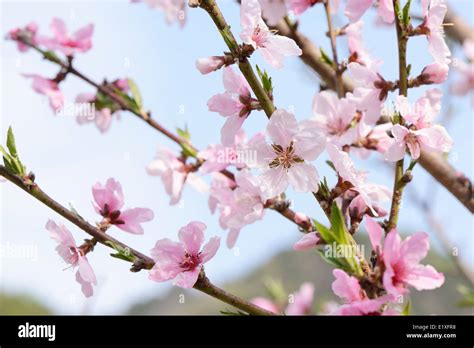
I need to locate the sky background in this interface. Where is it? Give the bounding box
[0,0,473,314]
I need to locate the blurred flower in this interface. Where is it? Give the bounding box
[41,18,94,56]
[22,74,64,112]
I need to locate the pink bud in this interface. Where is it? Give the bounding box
[196,56,226,75]
[422,62,449,84]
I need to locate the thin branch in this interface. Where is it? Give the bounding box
[0,165,277,315]
[387,0,408,232]
[323,0,344,98]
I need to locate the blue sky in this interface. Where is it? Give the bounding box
[0,0,473,314]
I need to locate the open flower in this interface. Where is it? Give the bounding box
[420,0,450,64]
[92,178,154,234]
[345,0,394,24]
[46,220,97,297]
[149,221,220,288]
[345,20,373,66]
[209,169,266,248]
[199,130,264,174]
[327,143,391,216]
[365,216,445,296]
[240,0,302,69]
[146,147,207,205]
[207,67,255,146]
[23,74,64,112]
[347,61,389,124]
[312,90,360,147]
[248,109,326,199]
[386,92,453,161]
[331,269,394,315]
[41,18,94,56]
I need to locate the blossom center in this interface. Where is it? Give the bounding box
[269,142,304,169]
[180,252,201,272]
[252,25,267,48]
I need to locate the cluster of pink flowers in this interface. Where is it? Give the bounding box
[7,0,461,314]
[9,18,94,113]
[47,178,154,296]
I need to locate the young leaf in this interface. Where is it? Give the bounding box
[256,65,273,95]
[330,202,349,245]
[320,48,333,67]
[127,78,143,109]
[177,126,191,141]
[312,219,334,244]
[402,301,411,315]
[6,127,18,158]
[402,0,412,27]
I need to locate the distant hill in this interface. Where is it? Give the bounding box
[0,293,52,315]
[127,238,473,315]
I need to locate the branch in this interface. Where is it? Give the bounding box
[0,165,277,315]
[194,273,276,315]
[0,165,155,272]
[444,4,474,44]
[274,17,474,214]
[323,0,344,97]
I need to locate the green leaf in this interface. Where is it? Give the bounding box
[105,241,135,262]
[320,48,333,67]
[127,78,143,109]
[312,219,334,244]
[263,278,286,303]
[330,202,349,245]
[256,65,273,94]
[402,0,412,27]
[325,160,336,172]
[402,301,411,315]
[43,50,61,64]
[177,126,191,141]
[6,127,18,158]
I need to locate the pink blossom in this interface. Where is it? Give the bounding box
[42,18,93,56]
[196,56,226,75]
[286,282,315,315]
[207,67,253,146]
[251,297,280,313]
[23,74,64,112]
[290,0,340,16]
[240,0,302,69]
[312,91,359,147]
[421,62,449,84]
[345,20,373,66]
[75,93,119,133]
[327,143,391,216]
[46,220,97,297]
[345,0,394,24]
[420,0,450,64]
[351,122,393,159]
[149,221,220,288]
[331,269,392,315]
[347,61,387,124]
[92,178,154,234]
[386,93,453,161]
[249,109,326,199]
[198,130,264,174]
[147,147,207,205]
[259,0,288,26]
[365,217,445,296]
[451,40,474,99]
[293,232,320,251]
[8,22,38,52]
[209,170,266,248]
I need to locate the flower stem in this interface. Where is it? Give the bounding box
[197,0,275,118]
[0,165,155,272]
[323,0,344,98]
[387,0,409,232]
